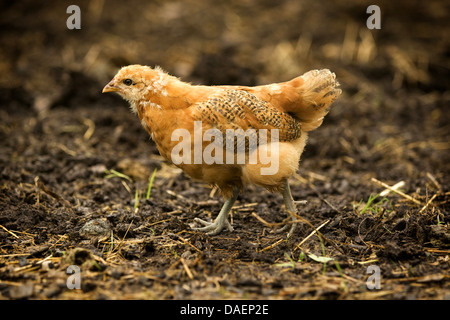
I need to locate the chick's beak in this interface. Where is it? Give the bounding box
[102,79,118,93]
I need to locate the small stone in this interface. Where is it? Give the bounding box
[79,218,111,238]
[9,283,34,299]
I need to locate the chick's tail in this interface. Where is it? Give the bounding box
[282,69,342,132]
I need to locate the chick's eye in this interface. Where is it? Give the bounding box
[123,79,133,86]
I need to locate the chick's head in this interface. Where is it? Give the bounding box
[102,65,162,102]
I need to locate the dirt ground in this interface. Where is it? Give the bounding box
[0,0,449,300]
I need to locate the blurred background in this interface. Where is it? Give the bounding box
[1,0,448,103]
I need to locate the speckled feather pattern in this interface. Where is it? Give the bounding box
[193,89,303,143]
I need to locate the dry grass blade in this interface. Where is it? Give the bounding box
[82,118,95,140]
[180,258,194,280]
[232,203,258,210]
[251,212,285,228]
[0,224,19,238]
[418,193,438,214]
[35,176,72,208]
[294,219,330,252]
[371,178,423,205]
[286,209,343,254]
[426,172,441,190]
[176,235,202,253]
[379,181,405,197]
[112,219,134,254]
[259,238,284,253]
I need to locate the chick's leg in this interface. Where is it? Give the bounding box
[193,187,239,235]
[276,178,304,237]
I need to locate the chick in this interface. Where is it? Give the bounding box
[103,65,341,236]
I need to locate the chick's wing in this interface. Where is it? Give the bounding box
[190,88,302,146]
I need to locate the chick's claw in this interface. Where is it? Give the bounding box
[193,217,234,235]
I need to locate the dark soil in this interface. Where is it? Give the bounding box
[0,0,449,300]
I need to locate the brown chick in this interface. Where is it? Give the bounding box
[103,65,341,236]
